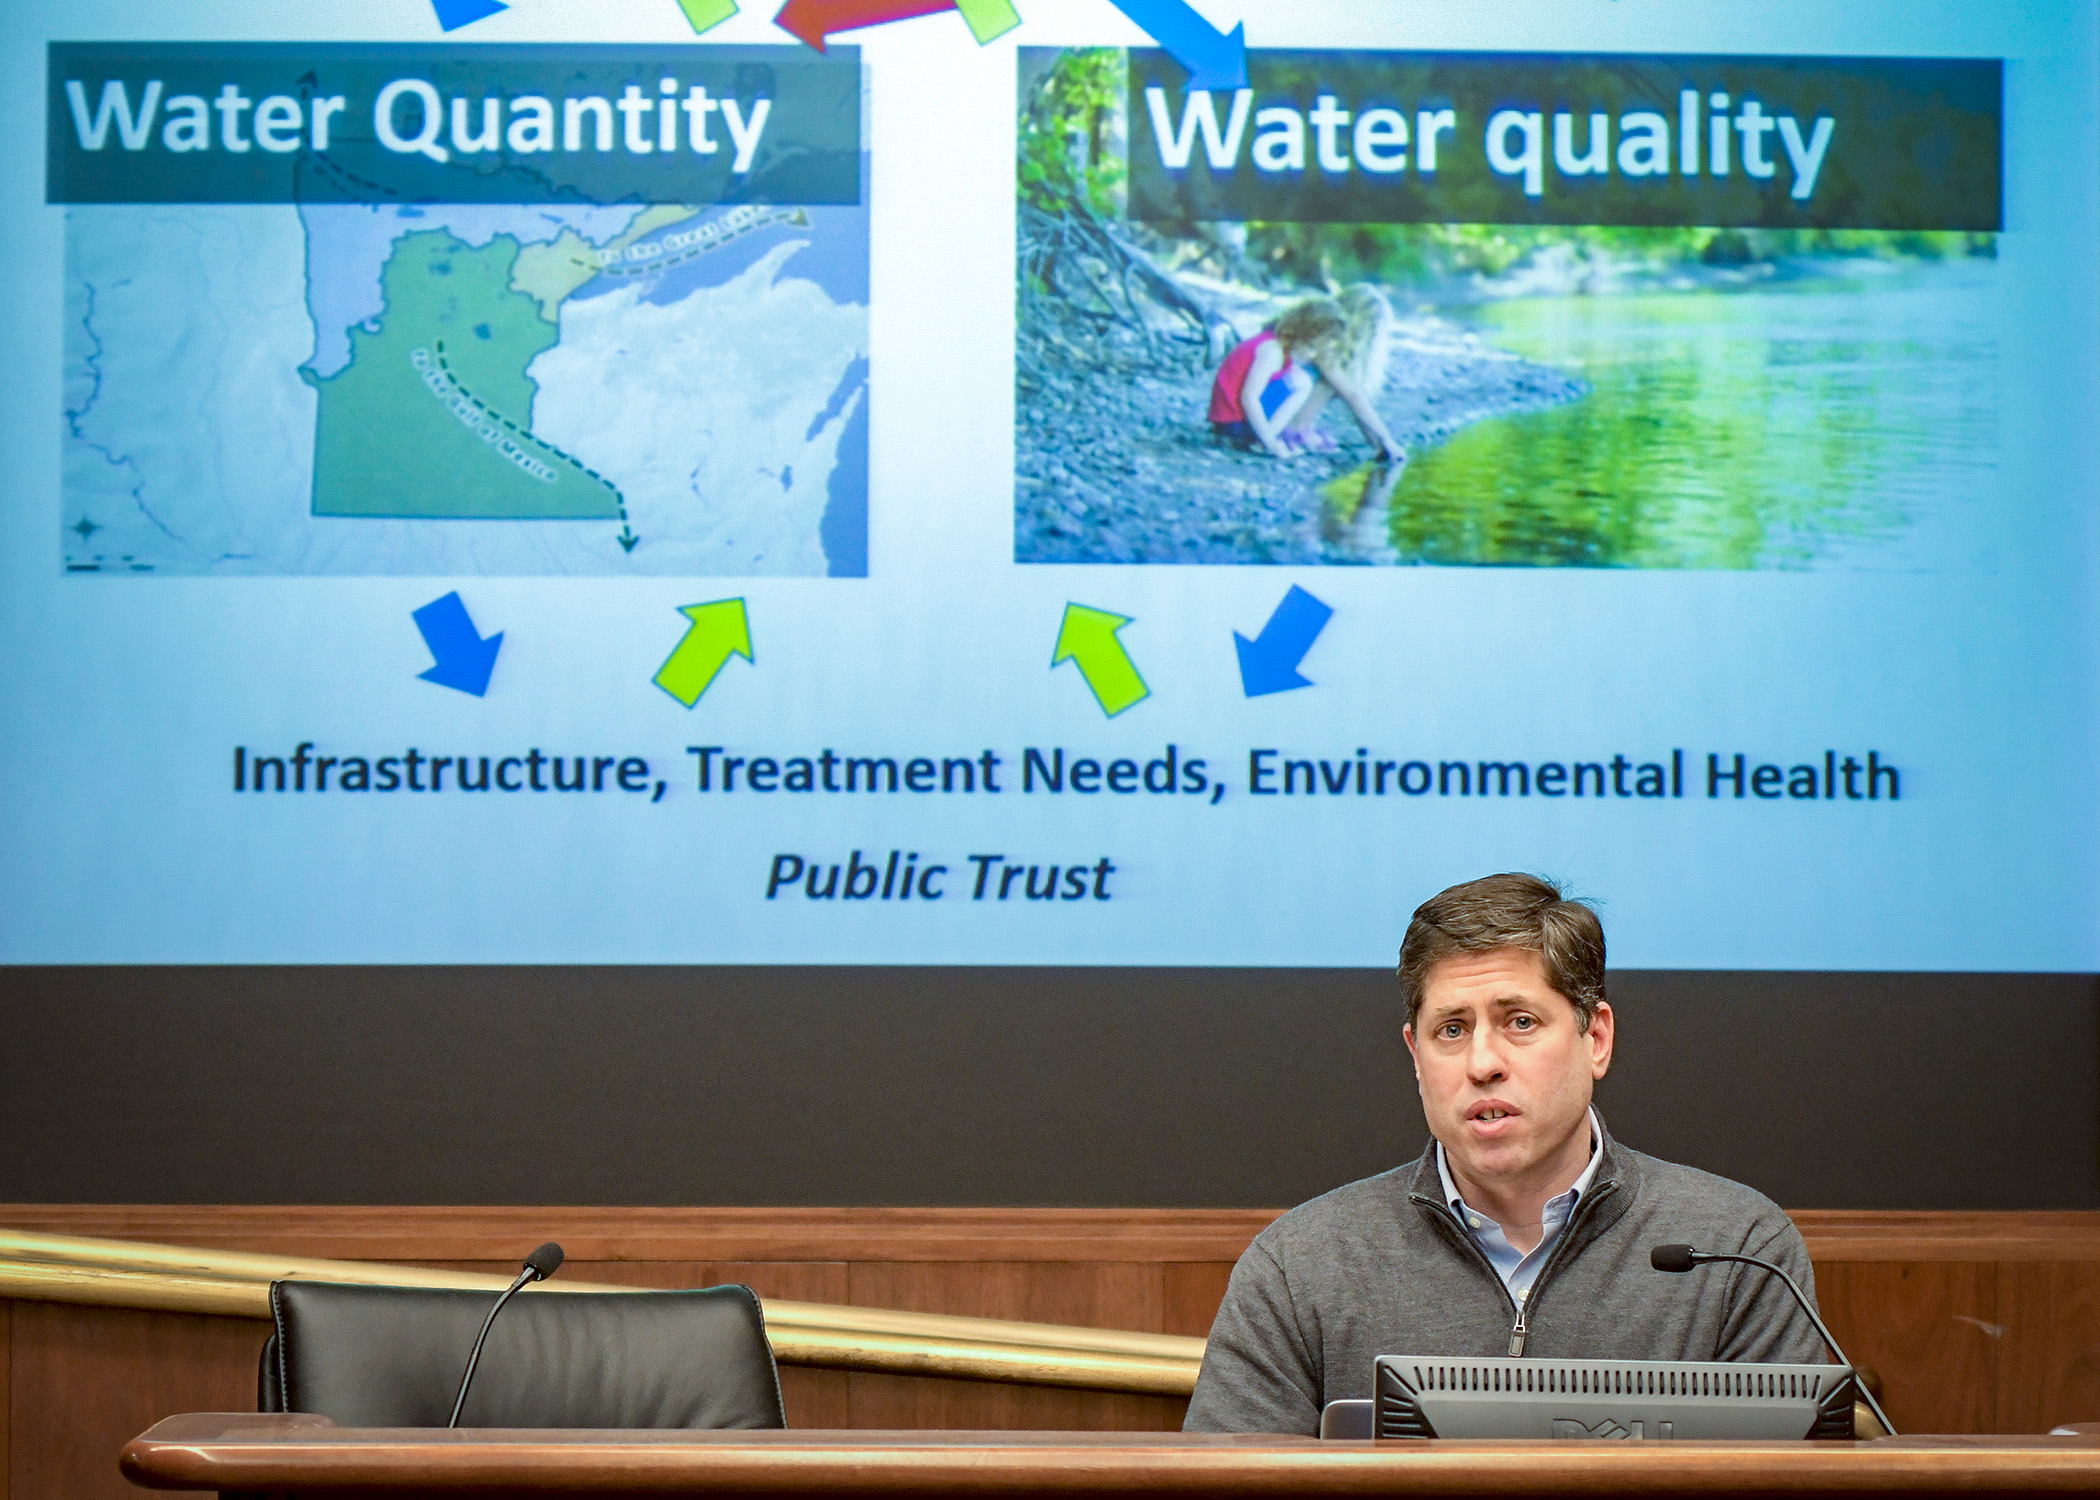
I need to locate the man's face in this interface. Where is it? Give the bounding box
[1404,947,1613,1191]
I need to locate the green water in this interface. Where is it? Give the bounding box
[1384,259,1997,569]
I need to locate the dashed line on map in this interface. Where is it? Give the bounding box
[419,341,636,545]
[580,205,810,278]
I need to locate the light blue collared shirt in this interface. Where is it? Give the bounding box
[1436,1107,1605,1304]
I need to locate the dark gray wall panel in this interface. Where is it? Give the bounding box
[0,967,2091,1208]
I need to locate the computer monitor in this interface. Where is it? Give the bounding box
[1343,1355,1857,1440]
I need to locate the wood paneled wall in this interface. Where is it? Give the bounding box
[6,1206,2100,1500]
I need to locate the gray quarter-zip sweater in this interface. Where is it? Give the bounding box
[1184,1120,1827,1434]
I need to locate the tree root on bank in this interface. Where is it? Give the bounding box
[1017,201,1233,374]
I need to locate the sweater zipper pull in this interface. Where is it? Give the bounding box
[1509,1296,1529,1357]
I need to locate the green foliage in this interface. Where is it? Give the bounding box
[1241,221,1997,289]
[1018,49,1126,218]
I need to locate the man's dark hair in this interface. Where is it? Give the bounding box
[1397,872,1606,1032]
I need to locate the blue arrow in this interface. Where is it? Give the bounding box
[1106,0,1248,91]
[1234,584,1332,697]
[431,0,508,31]
[413,592,503,697]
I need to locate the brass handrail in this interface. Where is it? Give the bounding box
[0,1228,1204,1397]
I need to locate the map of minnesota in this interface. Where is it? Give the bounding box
[62,197,869,575]
[54,42,871,576]
[308,229,622,520]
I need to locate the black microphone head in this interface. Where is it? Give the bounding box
[524,1242,565,1279]
[1651,1243,1701,1273]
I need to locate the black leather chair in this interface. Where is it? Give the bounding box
[258,1280,787,1429]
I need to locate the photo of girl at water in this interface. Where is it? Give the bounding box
[1014,49,1999,568]
[1207,288,1399,461]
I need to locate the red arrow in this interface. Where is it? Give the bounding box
[775,0,957,50]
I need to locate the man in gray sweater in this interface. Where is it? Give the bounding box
[1185,872,1828,1435]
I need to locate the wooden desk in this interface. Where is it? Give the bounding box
[121,1413,2100,1499]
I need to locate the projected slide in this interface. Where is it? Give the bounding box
[1,1,2095,971]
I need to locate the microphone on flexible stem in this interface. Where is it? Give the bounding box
[1650,1243,1897,1437]
[447,1242,565,1429]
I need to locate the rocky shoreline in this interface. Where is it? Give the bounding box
[1015,298,1589,565]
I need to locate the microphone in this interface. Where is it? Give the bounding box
[523,1241,566,1279]
[1650,1243,1700,1273]
[1650,1243,1896,1437]
[447,1242,564,1428]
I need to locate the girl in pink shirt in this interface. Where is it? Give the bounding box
[1208,288,1400,462]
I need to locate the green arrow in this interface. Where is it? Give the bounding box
[654,599,753,708]
[1052,603,1149,718]
[675,0,739,34]
[955,0,1019,42]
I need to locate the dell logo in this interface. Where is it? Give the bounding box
[1550,1418,1675,1440]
